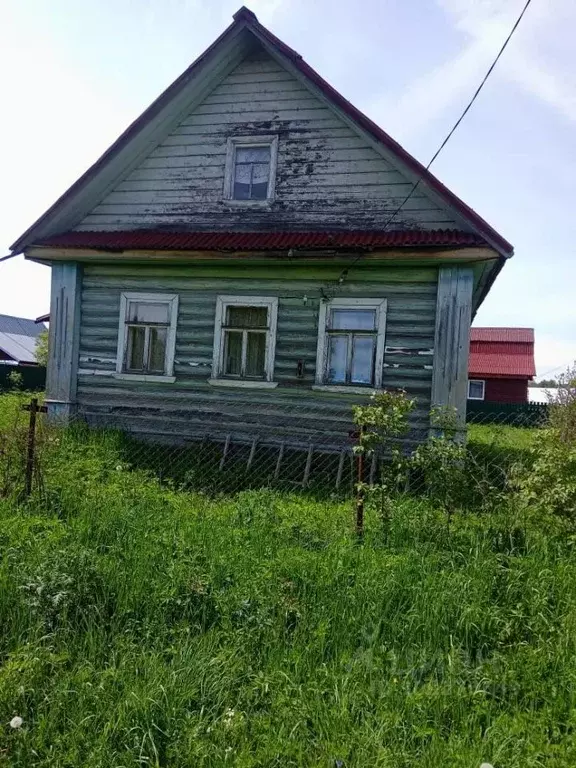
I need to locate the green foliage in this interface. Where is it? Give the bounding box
[352,391,415,535]
[413,407,468,521]
[515,365,576,524]
[6,370,23,390]
[352,389,415,455]
[34,330,49,367]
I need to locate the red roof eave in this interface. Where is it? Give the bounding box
[34,229,490,251]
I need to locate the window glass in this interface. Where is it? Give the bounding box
[148,327,167,373]
[128,302,169,324]
[351,336,375,384]
[468,380,485,399]
[227,306,268,328]
[236,147,269,163]
[233,145,271,200]
[330,309,375,331]
[245,333,266,377]
[127,326,146,371]
[223,331,243,376]
[327,335,348,383]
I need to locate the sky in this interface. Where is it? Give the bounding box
[0,0,574,378]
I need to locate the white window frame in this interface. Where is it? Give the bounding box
[115,292,178,383]
[468,379,486,400]
[223,135,279,203]
[313,298,388,393]
[209,295,279,389]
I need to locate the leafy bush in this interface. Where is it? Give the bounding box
[514,364,576,524]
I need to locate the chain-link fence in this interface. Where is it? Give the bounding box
[0,393,547,506]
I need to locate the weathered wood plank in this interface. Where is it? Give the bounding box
[46,263,82,420]
[430,267,473,430]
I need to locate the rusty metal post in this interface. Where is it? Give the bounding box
[356,425,365,539]
[24,398,38,497]
[21,398,47,498]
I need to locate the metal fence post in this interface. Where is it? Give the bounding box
[21,398,47,498]
[356,425,365,539]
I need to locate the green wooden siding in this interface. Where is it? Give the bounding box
[76,262,438,447]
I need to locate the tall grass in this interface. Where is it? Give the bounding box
[1,403,576,765]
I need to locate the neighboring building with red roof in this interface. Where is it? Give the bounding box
[8,7,513,453]
[468,328,535,404]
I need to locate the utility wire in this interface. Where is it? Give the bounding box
[337,0,533,285]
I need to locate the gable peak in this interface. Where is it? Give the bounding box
[233,6,258,23]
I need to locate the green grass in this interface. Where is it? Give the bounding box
[468,423,540,451]
[1,399,576,766]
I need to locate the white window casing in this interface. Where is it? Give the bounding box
[467,379,486,400]
[314,298,387,391]
[115,292,178,382]
[210,295,279,388]
[223,135,279,203]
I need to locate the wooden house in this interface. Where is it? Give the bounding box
[10,7,513,453]
[468,328,535,404]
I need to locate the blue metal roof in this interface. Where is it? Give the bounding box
[0,314,46,363]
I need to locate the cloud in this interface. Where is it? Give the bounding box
[379,0,576,139]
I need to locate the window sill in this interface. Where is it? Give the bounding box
[222,198,274,208]
[312,385,379,395]
[208,378,278,390]
[113,373,176,383]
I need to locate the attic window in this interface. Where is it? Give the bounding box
[224,136,278,202]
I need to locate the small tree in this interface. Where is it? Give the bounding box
[35,330,49,367]
[352,390,415,538]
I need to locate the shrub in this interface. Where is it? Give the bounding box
[514,364,576,524]
[352,390,415,535]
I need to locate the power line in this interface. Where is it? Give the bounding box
[537,360,575,380]
[337,0,533,285]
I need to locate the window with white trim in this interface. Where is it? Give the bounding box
[223,136,278,201]
[468,379,485,400]
[211,296,278,384]
[116,293,178,379]
[315,298,387,389]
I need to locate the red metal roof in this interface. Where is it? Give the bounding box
[469,327,536,378]
[470,327,534,343]
[11,7,513,259]
[36,229,487,252]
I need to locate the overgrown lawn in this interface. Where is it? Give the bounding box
[1,424,576,766]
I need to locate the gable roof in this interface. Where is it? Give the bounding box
[469,327,535,378]
[10,6,513,258]
[0,314,45,364]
